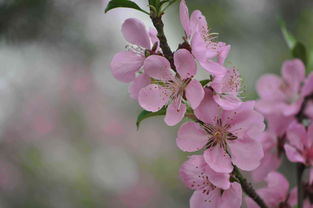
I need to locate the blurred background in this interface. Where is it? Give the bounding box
[0,0,312,207]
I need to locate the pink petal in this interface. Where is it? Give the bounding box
[288,187,298,206]
[218,44,231,64]
[302,72,313,97]
[179,155,230,190]
[194,89,221,124]
[219,182,242,208]
[224,101,265,138]
[110,51,144,83]
[245,197,259,208]
[190,10,208,37]
[174,49,197,79]
[284,144,305,163]
[179,155,208,190]
[266,114,295,137]
[252,151,281,182]
[185,80,205,109]
[190,189,220,208]
[199,59,227,77]
[205,165,231,190]
[128,74,150,99]
[204,146,233,173]
[256,74,285,100]
[286,121,307,151]
[265,172,289,202]
[176,122,208,152]
[148,28,159,49]
[307,122,313,148]
[138,84,170,112]
[164,100,186,126]
[143,55,173,81]
[121,18,151,49]
[213,94,242,110]
[179,0,191,37]
[191,33,219,62]
[228,138,264,171]
[282,59,305,92]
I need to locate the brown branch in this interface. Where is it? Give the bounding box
[233,166,268,208]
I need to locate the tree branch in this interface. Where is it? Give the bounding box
[150,15,175,70]
[233,166,268,208]
[297,163,305,208]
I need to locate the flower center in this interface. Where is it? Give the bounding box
[202,119,237,149]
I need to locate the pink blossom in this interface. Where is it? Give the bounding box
[304,200,313,208]
[180,155,242,208]
[179,0,230,76]
[256,59,305,116]
[210,67,243,110]
[251,132,281,182]
[138,49,204,126]
[110,18,160,98]
[246,172,297,208]
[284,121,313,180]
[176,89,264,173]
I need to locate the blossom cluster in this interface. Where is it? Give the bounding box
[108,0,313,207]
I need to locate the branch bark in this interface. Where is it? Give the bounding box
[233,166,268,208]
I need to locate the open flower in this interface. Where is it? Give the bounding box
[210,67,242,110]
[256,59,305,116]
[110,18,160,99]
[180,155,242,208]
[246,172,297,208]
[284,121,313,183]
[138,49,204,126]
[251,132,281,182]
[176,89,264,173]
[179,0,230,76]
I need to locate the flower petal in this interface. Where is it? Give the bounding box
[199,59,227,77]
[186,80,205,109]
[252,151,281,182]
[204,146,233,173]
[176,122,208,152]
[229,138,264,171]
[219,182,242,208]
[174,49,197,79]
[179,155,230,190]
[190,189,221,208]
[282,59,305,93]
[194,89,221,124]
[128,74,150,99]
[284,144,305,163]
[213,94,242,110]
[218,44,231,64]
[164,100,186,126]
[179,0,191,37]
[143,55,173,81]
[110,51,144,82]
[121,18,151,49]
[138,84,170,112]
[286,121,307,151]
[256,74,285,100]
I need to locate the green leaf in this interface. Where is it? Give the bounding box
[200,79,211,86]
[278,18,309,69]
[105,0,149,14]
[292,42,307,66]
[136,107,166,129]
[278,18,297,49]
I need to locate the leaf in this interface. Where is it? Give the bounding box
[200,79,211,86]
[136,107,166,129]
[105,0,149,14]
[292,42,307,66]
[278,18,297,49]
[278,18,308,68]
